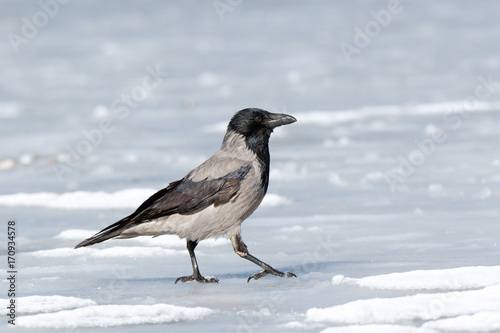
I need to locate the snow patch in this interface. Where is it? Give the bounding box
[0,158,15,171]
[0,296,96,315]
[331,266,500,290]
[55,230,229,249]
[362,171,385,182]
[197,71,220,87]
[262,193,291,206]
[328,173,349,188]
[55,229,97,241]
[91,104,111,120]
[0,102,21,118]
[287,267,500,330]
[295,101,500,126]
[321,324,439,333]
[29,246,186,258]
[0,189,290,209]
[203,121,227,133]
[306,284,500,325]
[270,162,308,181]
[0,189,156,210]
[422,310,500,332]
[280,225,304,233]
[428,184,443,194]
[17,303,215,328]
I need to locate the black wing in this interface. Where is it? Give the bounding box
[75,165,251,248]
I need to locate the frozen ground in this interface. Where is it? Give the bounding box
[1,1,500,332]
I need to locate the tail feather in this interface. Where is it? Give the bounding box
[74,181,186,249]
[74,218,130,249]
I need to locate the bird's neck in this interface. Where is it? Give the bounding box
[222,129,271,191]
[245,128,271,191]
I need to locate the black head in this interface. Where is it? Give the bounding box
[225,108,296,190]
[228,108,296,137]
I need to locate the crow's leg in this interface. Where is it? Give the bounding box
[175,240,218,284]
[230,234,296,283]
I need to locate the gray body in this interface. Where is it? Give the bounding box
[75,108,296,283]
[119,130,265,242]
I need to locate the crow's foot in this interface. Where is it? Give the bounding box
[175,274,219,284]
[247,269,296,283]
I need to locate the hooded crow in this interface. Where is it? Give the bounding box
[75,108,297,283]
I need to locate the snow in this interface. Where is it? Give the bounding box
[0,189,157,209]
[0,296,96,315]
[331,266,500,290]
[294,101,500,126]
[29,246,186,258]
[2,1,500,332]
[17,303,215,329]
[291,267,500,331]
[0,102,21,119]
[0,189,290,209]
[321,325,439,333]
[306,284,500,325]
[55,229,98,240]
[422,311,500,332]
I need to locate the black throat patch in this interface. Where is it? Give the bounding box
[227,109,274,192]
[244,127,271,192]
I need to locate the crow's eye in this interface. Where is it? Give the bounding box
[254,115,262,123]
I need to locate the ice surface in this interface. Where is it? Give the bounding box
[1,1,500,332]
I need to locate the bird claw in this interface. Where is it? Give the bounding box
[175,274,219,284]
[247,269,296,283]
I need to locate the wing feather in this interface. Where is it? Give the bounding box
[74,165,251,248]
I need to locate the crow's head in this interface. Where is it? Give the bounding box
[228,108,296,137]
[225,108,296,188]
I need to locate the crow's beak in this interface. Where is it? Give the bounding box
[264,113,297,129]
